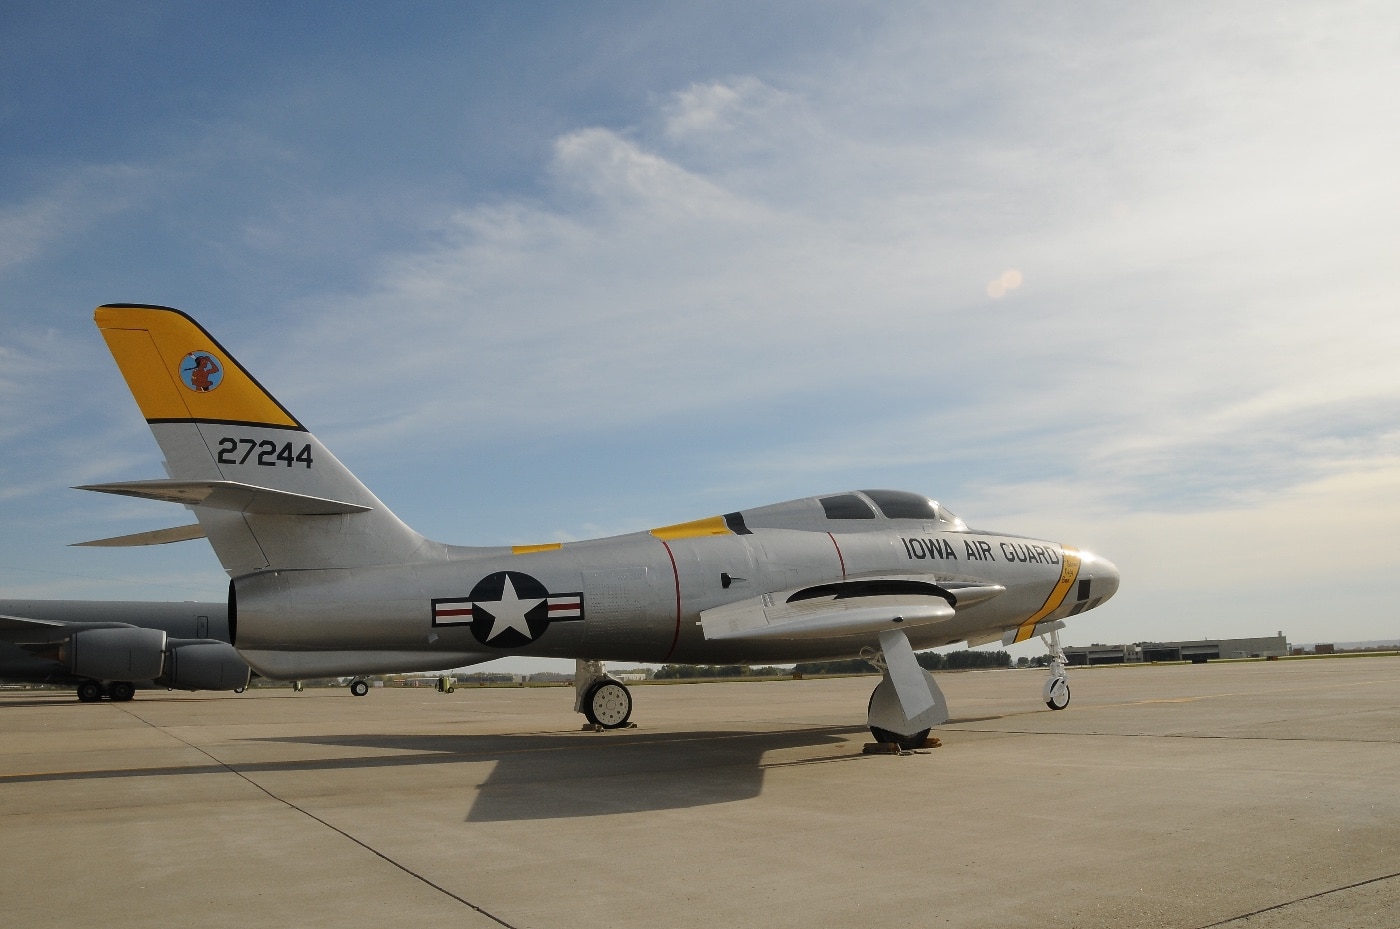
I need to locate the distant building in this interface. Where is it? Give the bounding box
[1065,633,1289,665]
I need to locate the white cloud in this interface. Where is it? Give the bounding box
[662,77,793,141]
[0,164,149,275]
[986,269,1022,298]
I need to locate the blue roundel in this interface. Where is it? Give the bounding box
[179,351,223,392]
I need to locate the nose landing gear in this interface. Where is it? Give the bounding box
[1041,626,1070,710]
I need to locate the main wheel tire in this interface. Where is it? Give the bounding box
[1044,677,1070,710]
[583,680,632,729]
[76,680,103,703]
[870,725,931,750]
[349,679,370,697]
[108,681,136,702]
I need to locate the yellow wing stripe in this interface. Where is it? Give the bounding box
[649,515,733,541]
[94,305,300,428]
[1012,547,1080,643]
[511,543,563,555]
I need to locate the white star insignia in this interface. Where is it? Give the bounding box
[478,574,544,642]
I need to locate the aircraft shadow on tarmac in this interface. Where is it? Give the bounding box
[251,725,865,821]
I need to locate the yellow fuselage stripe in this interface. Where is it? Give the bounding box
[649,516,732,541]
[511,543,563,555]
[1012,546,1080,643]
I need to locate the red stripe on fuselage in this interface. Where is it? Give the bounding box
[660,538,682,660]
[826,532,847,579]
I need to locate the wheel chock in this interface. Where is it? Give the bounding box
[862,736,942,755]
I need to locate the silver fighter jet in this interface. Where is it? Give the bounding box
[80,305,1119,747]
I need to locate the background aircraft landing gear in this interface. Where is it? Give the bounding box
[575,659,633,729]
[1041,627,1070,710]
[76,680,103,702]
[108,681,136,702]
[349,679,370,697]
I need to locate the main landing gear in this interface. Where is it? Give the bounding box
[349,678,370,697]
[575,659,633,729]
[864,628,950,750]
[1041,626,1071,710]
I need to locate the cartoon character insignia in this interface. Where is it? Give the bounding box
[179,351,223,392]
[431,571,584,648]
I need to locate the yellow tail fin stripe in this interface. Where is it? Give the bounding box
[1012,546,1080,643]
[94,305,299,428]
[650,515,732,541]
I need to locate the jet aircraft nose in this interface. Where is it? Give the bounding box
[1079,550,1120,606]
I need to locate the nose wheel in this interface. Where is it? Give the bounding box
[1041,627,1070,710]
[1043,675,1070,710]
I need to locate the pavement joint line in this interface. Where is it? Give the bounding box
[1192,868,1400,928]
[110,703,522,929]
[945,727,1397,744]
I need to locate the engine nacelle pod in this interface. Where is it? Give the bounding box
[65,627,166,681]
[161,640,252,691]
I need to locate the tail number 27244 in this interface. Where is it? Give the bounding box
[216,438,314,469]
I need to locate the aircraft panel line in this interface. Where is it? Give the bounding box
[107,702,523,929]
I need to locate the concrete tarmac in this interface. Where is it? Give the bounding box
[2,658,1397,929]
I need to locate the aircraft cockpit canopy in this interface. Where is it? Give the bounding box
[734,489,969,534]
[817,490,967,530]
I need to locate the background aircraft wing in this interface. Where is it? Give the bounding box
[0,612,130,644]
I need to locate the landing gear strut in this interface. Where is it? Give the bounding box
[575,659,633,729]
[1041,626,1070,710]
[864,629,949,750]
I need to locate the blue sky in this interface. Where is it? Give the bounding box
[3,3,1398,669]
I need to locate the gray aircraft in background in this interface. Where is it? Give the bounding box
[0,600,249,701]
[77,304,1119,747]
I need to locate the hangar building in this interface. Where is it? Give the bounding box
[1064,633,1289,665]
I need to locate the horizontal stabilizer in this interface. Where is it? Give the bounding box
[74,479,372,516]
[71,524,206,547]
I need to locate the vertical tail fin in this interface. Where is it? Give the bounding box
[87,304,433,575]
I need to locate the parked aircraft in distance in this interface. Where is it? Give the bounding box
[79,304,1118,746]
[0,600,249,701]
